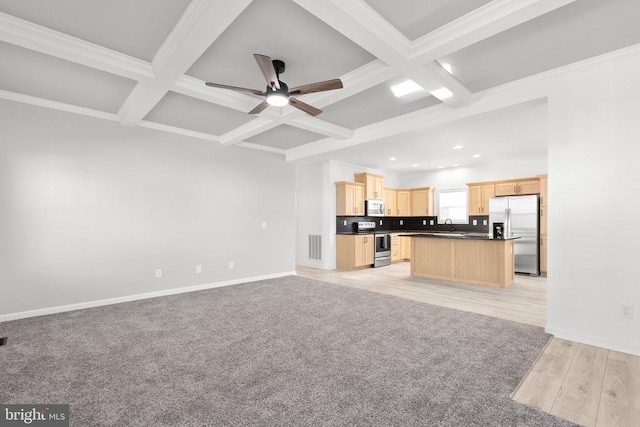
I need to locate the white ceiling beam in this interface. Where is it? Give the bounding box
[138,120,220,143]
[117,0,253,126]
[292,0,472,107]
[219,118,281,145]
[0,89,119,122]
[0,12,154,81]
[288,116,353,139]
[410,0,577,63]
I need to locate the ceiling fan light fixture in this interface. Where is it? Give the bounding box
[266,81,289,106]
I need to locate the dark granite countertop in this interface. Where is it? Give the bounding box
[404,233,520,241]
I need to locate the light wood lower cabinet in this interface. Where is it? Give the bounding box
[540,235,547,274]
[391,234,401,262]
[336,234,374,270]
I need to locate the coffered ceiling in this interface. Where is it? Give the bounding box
[1,0,640,174]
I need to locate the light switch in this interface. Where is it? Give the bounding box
[483,220,488,226]
[430,220,434,226]
[261,222,267,229]
[473,219,477,226]
[196,265,202,274]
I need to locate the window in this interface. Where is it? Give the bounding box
[438,189,467,224]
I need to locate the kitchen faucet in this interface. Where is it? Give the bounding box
[444,218,453,224]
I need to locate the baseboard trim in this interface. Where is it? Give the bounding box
[0,271,297,323]
[545,326,640,356]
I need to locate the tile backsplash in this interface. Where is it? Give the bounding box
[336,215,489,233]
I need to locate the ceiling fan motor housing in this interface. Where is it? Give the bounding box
[272,59,285,76]
[266,81,289,106]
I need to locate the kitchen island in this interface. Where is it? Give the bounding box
[406,234,519,288]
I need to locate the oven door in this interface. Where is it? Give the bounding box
[374,234,391,256]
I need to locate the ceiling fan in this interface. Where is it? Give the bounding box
[205,54,343,116]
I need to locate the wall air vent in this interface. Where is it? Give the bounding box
[309,235,322,260]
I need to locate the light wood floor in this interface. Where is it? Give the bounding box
[297,263,640,427]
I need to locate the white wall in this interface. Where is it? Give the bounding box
[295,160,399,269]
[546,52,640,355]
[0,100,296,319]
[399,156,547,190]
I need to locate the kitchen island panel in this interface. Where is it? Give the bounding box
[410,236,515,288]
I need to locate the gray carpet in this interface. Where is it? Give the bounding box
[0,276,575,426]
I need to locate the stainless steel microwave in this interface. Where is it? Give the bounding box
[365,199,385,217]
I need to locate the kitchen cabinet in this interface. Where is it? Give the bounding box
[540,235,547,274]
[391,234,401,261]
[410,187,434,216]
[354,172,384,200]
[494,179,540,196]
[467,183,495,215]
[383,188,398,216]
[538,174,548,275]
[336,234,374,270]
[335,181,365,216]
[397,190,411,216]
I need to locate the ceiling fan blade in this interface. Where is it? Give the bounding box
[248,101,269,115]
[289,79,343,96]
[289,98,322,116]
[254,54,280,90]
[205,82,265,96]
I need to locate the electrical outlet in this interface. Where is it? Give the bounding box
[379,220,382,225]
[262,222,267,229]
[423,220,426,225]
[621,305,634,319]
[430,220,434,226]
[473,219,478,226]
[155,269,162,279]
[228,261,234,270]
[483,220,488,226]
[196,265,202,274]
[400,220,403,225]
[343,220,347,226]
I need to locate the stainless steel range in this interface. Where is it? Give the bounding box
[374,233,391,267]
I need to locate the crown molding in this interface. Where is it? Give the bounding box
[0,12,154,81]
[409,0,576,63]
[0,89,119,121]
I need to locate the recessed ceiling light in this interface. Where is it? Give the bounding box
[437,166,444,169]
[389,157,396,161]
[472,154,480,158]
[453,145,463,149]
[390,80,424,97]
[412,164,419,167]
[440,63,453,74]
[452,164,459,167]
[430,87,453,100]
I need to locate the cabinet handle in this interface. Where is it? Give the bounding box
[514,185,517,193]
[541,209,543,217]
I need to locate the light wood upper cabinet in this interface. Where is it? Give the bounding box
[494,179,540,196]
[335,181,365,216]
[468,184,495,215]
[410,187,434,216]
[397,190,411,216]
[354,172,384,200]
[383,188,398,216]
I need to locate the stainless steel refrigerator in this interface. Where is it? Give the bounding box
[489,195,540,275]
